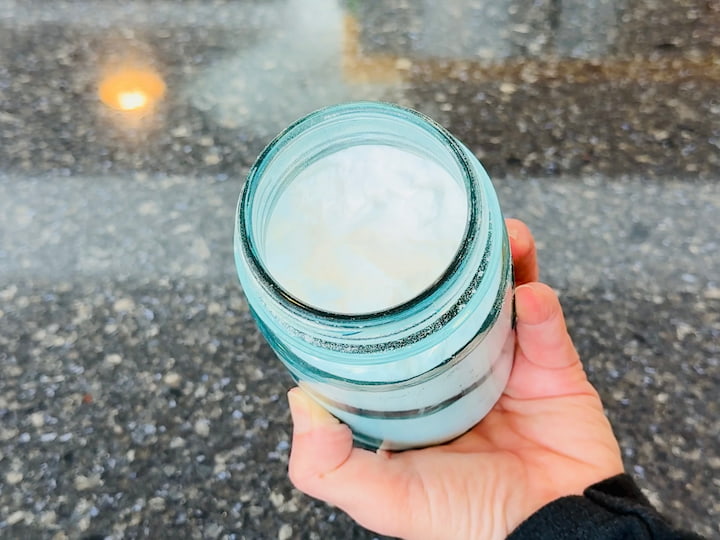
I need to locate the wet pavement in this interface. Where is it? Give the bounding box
[1,1,719,538]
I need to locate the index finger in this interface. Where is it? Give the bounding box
[505,218,539,285]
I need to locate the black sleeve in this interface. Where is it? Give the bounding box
[507,474,704,539]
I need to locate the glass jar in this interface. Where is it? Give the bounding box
[234,102,514,450]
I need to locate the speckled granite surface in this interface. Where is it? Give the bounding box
[1,1,719,538]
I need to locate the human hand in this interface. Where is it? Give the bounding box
[286,218,624,540]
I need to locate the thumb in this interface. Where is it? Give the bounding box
[287,387,354,485]
[287,388,414,538]
[504,283,592,399]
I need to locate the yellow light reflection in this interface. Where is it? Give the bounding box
[342,15,404,84]
[117,90,148,111]
[99,68,166,112]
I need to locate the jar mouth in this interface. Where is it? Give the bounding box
[237,101,480,322]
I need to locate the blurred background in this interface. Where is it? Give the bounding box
[0,0,718,538]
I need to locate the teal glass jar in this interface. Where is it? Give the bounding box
[234,102,514,450]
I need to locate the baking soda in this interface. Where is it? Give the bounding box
[264,144,467,314]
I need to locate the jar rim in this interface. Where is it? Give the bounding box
[237,101,480,322]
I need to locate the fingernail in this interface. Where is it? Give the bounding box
[288,388,339,435]
[515,283,543,326]
[515,283,559,326]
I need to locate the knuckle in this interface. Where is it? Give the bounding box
[287,458,315,494]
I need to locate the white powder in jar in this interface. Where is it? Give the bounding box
[264,144,467,314]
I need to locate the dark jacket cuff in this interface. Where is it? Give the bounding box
[507,474,703,539]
